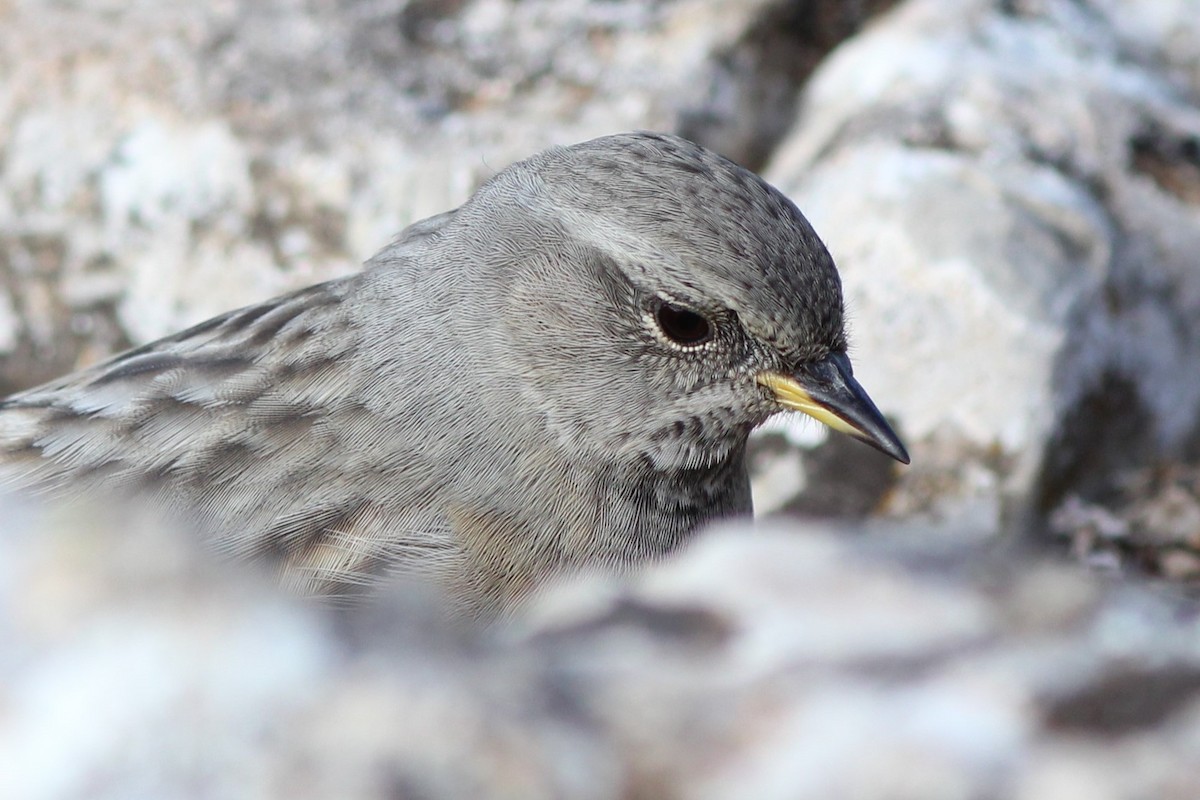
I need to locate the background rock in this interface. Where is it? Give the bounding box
[767,0,1200,539]
[0,0,888,390]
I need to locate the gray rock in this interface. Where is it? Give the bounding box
[4,500,1200,799]
[765,0,1200,533]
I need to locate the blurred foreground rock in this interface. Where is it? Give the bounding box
[4,502,1200,800]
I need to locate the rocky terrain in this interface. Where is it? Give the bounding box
[3,0,1200,796]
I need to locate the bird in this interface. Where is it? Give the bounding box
[0,132,908,616]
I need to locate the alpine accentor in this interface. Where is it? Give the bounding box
[0,132,907,615]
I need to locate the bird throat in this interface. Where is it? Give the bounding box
[618,437,752,552]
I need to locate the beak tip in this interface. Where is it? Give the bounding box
[862,431,910,465]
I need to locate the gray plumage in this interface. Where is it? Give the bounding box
[0,132,903,616]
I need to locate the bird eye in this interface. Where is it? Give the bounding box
[653,300,712,347]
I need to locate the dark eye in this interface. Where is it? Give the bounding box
[653,300,712,347]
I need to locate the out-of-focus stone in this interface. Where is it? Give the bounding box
[5,502,1200,799]
[0,497,621,800]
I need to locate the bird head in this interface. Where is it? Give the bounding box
[467,132,908,471]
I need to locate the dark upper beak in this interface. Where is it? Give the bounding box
[756,352,910,464]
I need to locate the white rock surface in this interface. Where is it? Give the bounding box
[767,0,1200,523]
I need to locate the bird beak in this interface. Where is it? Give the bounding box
[757,352,910,464]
